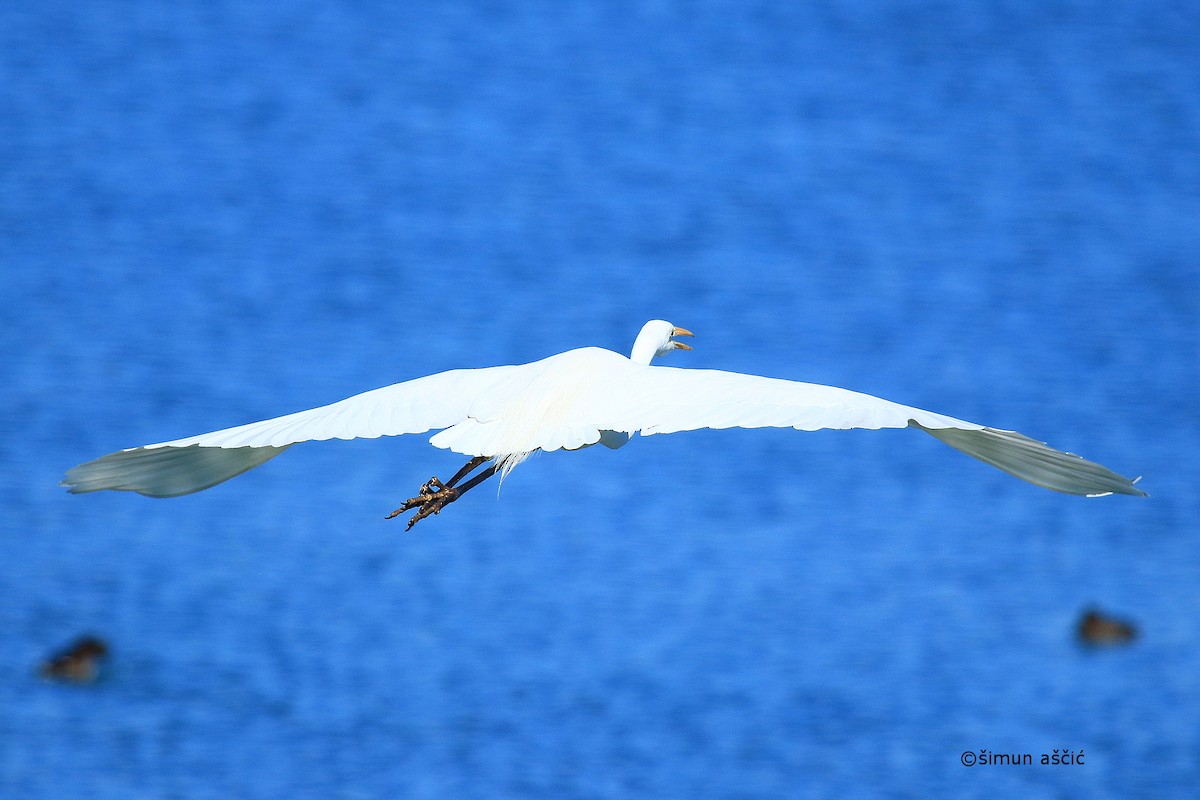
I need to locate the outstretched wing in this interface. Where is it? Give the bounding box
[63,349,1146,500]
[562,364,1146,498]
[62,364,524,497]
[581,365,981,434]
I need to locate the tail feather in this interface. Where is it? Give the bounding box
[913,423,1146,497]
[61,445,289,498]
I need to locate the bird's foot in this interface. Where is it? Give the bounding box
[385,477,461,530]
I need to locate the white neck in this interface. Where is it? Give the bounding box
[630,338,657,365]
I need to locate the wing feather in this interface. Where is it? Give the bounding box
[61,444,288,497]
[573,365,982,435]
[916,425,1145,497]
[559,363,1145,498]
[143,365,522,449]
[61,364,526,496]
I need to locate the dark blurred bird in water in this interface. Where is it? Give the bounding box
[1077,608,1137,645]
[38,636,110,683]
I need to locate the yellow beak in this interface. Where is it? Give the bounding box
[671,327,694,350]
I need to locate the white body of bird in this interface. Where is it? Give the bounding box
[62,320,1145,505]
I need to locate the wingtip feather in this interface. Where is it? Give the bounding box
[62,444,290,497]
[913,423,1146,498]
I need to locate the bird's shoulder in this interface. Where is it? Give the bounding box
[533,346,631,371]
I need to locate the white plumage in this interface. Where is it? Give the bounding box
[62,320,1146,508]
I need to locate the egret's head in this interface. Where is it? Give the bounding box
[630,319,694,365]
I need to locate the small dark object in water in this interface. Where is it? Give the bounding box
[1077,609,1137,645]
[39,635,110,683]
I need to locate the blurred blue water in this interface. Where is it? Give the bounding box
[2,1,1197,797]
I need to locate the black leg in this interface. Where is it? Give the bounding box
[448,463,498,497]
[445,455,488,488]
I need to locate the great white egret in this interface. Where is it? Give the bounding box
[63,320,1145,528]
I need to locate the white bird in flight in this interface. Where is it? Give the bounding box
[63,320,1145,528]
